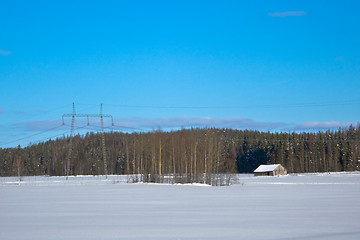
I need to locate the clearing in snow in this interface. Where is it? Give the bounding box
[1,173,360,240]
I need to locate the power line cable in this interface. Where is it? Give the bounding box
[110,124,143,131]
[31,125,90,144]
[0,125,65,147]
[101,100,360,110]
[3,105,69,127]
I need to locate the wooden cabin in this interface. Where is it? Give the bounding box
[253,164,287,176]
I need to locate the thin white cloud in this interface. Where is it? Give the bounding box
[16,120,64,131]
[0,49,12,56]
[268,11,307,17]
[335,56,345,61]
[14,110,25,115]
[18,118,359,134]
[291,121,357,131]
[114,117,288,131]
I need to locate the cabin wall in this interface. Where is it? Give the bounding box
[254,172,272,176]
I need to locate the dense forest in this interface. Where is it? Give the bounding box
[1,126,359,184]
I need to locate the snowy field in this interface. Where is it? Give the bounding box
[1,173,360,240]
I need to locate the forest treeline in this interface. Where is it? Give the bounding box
[1,126,359,183]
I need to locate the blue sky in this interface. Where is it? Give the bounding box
[1,0,360,148]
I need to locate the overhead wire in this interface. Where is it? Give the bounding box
[110,124,143,131]
[3,104,70,128]
[0,125,65,147]
[31,125,90,144]
[101,99,360,110]
[2,100,359,148]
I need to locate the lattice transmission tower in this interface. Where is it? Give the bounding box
[62,103,113,179]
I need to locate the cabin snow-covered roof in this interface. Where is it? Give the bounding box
[254,164,280,173]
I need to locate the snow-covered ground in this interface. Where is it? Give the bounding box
[1,173,360,240]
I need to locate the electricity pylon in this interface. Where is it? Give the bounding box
[62,103,113,179]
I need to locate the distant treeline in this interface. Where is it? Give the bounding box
[1,126,359,181]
